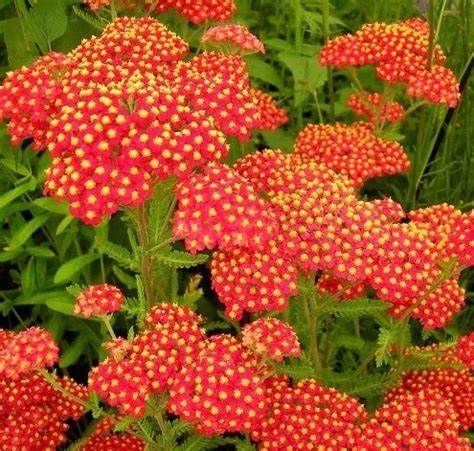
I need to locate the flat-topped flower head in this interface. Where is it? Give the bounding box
[74,284,126,318]
[242,318,301,362]
[173,163,279,253]
[293,122,410,187]
[0,372,88,450]
[347,92,405,123]
[233,149,293,193]
[390,276,466,329]
[319,19,460,107]
[251,89,289,130]
[88,358,151,418]
[168,334,266,435]
[250,378,367,449]
[143,303,204,330]
[202,25,265,54]
[83,433,145,450]
[211,238,298,320]
[355,390,470,449]
[386,368,474,431]
[0,327,59,380]
[0,52,70,150]
[154,0,236,24]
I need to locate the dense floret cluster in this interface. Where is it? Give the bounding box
[242,318,301,361]
[0,327,59,379]
[0,367,88,449]
[251,89,289,130]
[89,304,206,417]
[0,17,265,224]
[202,25,265,54]
[320,18,460,107]
[74,283,126,318]
[84,0,236,24]
[293,122,410,187]
[347,92,405,123]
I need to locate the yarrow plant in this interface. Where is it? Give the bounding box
[0,3,472,450]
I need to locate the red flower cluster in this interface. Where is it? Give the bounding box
[355,390,471,449]
[456,332,474,370]
[242,318,301,362]
[317,271,369,300]
[84,0,236,24]
[202,25,265,54]
[174,163,278,253]
[347,92,405,123]
[0,327,58,380]
[251,89,289,130]
[74,284,126,318]
[232,149,471,326]
[320,18,460,107]
[250,377,368,449]
[386,357,474,431]
[0,373,88,450]
[293,122,410,187]
[168,335,267,435]
[82,414,145,450]
[0,17,264,225]
[89,304,206,417]
[211,239,298,320]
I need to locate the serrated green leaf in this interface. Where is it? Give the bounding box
[317,298,389,318]
[95,235,137,270]
[7,213,50,250]
[153,249,208,268]
[54,254,98,284]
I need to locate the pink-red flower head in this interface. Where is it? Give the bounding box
[251,89,288,130]
[168,335,266,435]
[242,318,301,362]
[202,25,265,54]
[74,284,126,318]
[173,163,278,253]
[347,92,405,123]
[293,122,410,187]
[0,327,58,380]
[320,19,460,107]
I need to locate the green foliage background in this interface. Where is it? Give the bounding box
[0,0,472,446]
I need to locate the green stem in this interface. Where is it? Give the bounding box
[135,205,155,308]
[101,315,117,340]
[322,0,335,120]
[38,369,103,414]
[303,297,322,374]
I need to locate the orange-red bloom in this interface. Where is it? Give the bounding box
[242,318,301,362]
[0,327,58,380]
[320,19,460,107]
[347,92,405,123]
[74,284,126,318]
[293,122,410,187]
[202,25,265,54]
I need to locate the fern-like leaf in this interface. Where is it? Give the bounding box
[153,249,208,268]
[72,5,106,31]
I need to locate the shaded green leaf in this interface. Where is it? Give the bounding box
[54,254,98,284]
